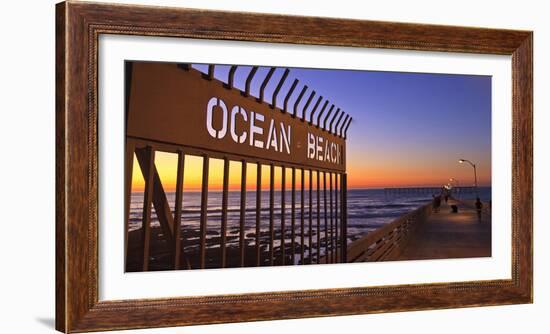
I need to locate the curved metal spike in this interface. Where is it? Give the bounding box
[244,66,258,97]
[343,117,353,139]
[334,111,345,135]
[207,65,215,80]
[226,65,238,89]
[293,85,308,118]
[316,100,329,127]
[340,115,351,137]
[258,67,276,103]
[322,105,335,131]
[283,79,299,113]
[271,69,290,109]
[301,91,316,121]
[309,96,323,124]
[329,108,341,134]
[338,114,350,137]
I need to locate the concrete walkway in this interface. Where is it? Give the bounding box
[396,199,491,260]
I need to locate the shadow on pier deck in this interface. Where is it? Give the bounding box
[347,198,491,263]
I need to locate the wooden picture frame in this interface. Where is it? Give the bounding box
[56,1,533,332]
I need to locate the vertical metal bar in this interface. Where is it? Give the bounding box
[177,63,190,71]
[220,157,230,268]
[329,172,334,264]
[269,164,275,266]
[308,170,313,264]
[271,68,290,109]
[317,102,330,128]
[291,167,296,265]
[141,146,155,271]
[323,172,328,264]
[341,173,348,263]
[281,166,286,265]
[173,151,185,270]
[323,105,335,132]
[244,66,259,97]
[300,168,305,265]
[199,156,209,269]
[255,163,262,266]
[227,65,238,89]
[207,65,215,80]
[258,67,276,103]
[309,96,323,125]
[124,140,135,270]
[293,85,308,118]
[335,173,339,263]
[239,161,247,267]
[301,91,316,120]
[283,79,299,114]
[316,171,321,264]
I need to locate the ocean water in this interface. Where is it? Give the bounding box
[128,187,491,252]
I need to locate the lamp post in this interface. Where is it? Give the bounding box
[458,159,478,197]
[449,178,460,198]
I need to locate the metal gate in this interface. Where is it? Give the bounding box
[124,62,352,271]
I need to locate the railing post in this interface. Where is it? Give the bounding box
[124,140,135,271]
[300,168,305,265]
[239,161,247,267]
[316,171,321,263]
[335,173,339,263]
[329,172,334,263]
[323,172,328,263]
[173,151,185,269]
[341,173,348,263]
[269,164,275,266]
[308,170,313,264]
[281,166,286,265]
[255,163,262,266]
[140,146,155,271]
[199,156,209,269]
[220,157,230,268]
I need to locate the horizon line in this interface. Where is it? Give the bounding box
[130,184,492,193]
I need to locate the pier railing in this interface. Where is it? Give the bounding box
[384,186,477,195]
[347,203,432,262]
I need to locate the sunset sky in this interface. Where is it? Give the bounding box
[130,63,491,191]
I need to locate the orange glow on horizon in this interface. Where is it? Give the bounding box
[131,152,316,192]
[130,151,491,192]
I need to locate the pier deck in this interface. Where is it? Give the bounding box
[396,199,491,261]
[347,198,491,263]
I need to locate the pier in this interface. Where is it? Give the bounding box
[347,198,491,262]
[384,186,477,195]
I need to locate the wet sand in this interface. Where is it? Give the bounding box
[125,227,328,272]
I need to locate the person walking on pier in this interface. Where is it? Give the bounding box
[432,194,441,213]
[475,197,483,222]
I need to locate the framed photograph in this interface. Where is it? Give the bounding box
[56,1,532,332]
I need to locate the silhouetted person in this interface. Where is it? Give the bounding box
[444,194,449,203]
[475,197,483,222]
[451,204,458,213]
[432,194,441,213]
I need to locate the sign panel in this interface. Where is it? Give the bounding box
[127,62,346,172]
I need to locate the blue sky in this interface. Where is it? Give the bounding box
[192,63,491,188]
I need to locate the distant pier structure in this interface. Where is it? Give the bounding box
[384,186,477,196]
